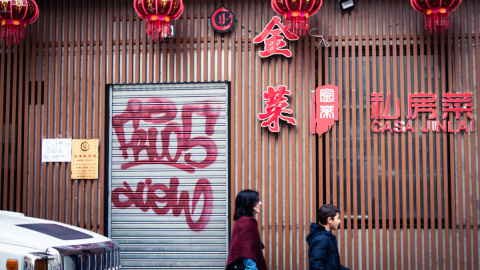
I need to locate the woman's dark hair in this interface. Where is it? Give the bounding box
[317,204,340,225]
[233,189,260,220]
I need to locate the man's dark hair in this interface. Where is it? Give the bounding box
[317,204,340,225]
[233,189,260,220]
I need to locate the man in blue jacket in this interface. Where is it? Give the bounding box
[306,204,350,270]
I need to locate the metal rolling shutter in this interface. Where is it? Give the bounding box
[107,83,229,269]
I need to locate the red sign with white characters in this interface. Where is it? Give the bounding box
[258,85,297,132]
[371,92,475,133]
[310,85,339,137]
[253,16,299,58]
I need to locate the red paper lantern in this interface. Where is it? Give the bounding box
[271,0,323,36]
[410,0,462,33]
[134,0,184,41]
[0,0,39,45]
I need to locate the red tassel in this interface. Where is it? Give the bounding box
[1,24,25,45]
[285,16,309,36]
[146,20,171,41]
[425,12,450,33]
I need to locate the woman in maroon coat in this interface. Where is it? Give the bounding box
[225,189,267,270]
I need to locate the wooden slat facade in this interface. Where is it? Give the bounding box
[0,0,479,269]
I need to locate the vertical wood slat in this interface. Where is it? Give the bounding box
[142,1,147,83]
[78,0,87,229]
[426,22,435,270]
[385,1,394,269]
[473,3,480,270]
[98,0,109,235]
[115,1,121,84]
[34,0,43,220]
[72,0,81,227]
[129,1,134,84]
[440,23,450,270]
[357,1,367,269]
[391,3,401,270]
[228,0,236,229]
[182,0,188,83]
[16,37,25,214]
[461,3,472,269]
[265,1,272,267]
[406,5,416,270]
[447,4,458,268]
[233,0,240,205]
[66,0,74,225]
[121,0,127,84]
[89,0,96,230]
[188,1,194,82]
[42,0,50,222]
[371,1,380,269]
[53,0,61,222]
[466,1,477,268]
[5,33,14,212]
[134,4,140,83]
[85,0,93,231]
[346,5,353,268]
[364,1,373,268]
[310,21,316,270]
[215,2,221,82]
[337,3,344,266]
[12,40,19,214]
[323,0,330,205]
[46,0,55,222]
[306,13,314,270]
[0,32,6,211]
[195,1,201,82]
[453,8,465,270]
[289,1,297,266]
[399,2,409,270]
[419,10,428,270]
[350,6,358,269]
[92,0,101,233]
[270,55,276,270]
[22,17,32,217]
[254,1,263,261]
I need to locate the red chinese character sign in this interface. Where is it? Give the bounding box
[370,92,474,133]
[442,92,473,119]
[210,5,235,33]
[310,85,339,137]
[253,16,299,58]
[258,85,297,132]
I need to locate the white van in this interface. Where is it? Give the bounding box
[0,211,120,270]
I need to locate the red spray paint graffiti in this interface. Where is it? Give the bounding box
[111,178,213,232]
[112,98,220,173]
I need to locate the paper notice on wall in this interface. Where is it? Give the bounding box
[42,138,72,162]
[71,139,99,179]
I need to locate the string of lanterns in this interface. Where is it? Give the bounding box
[134,0,184,42]
[0,0,467,46]
[410,0,463,33]
[271,0,323,37]
[0,0,39,45]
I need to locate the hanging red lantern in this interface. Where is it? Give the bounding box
[134,0,184,41]
[410,0,462,33]
[271,0,323,36]
[0,0,39,45]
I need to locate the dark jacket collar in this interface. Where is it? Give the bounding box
[306,222,338,245]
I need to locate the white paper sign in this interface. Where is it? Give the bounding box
[42,138,72,162]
